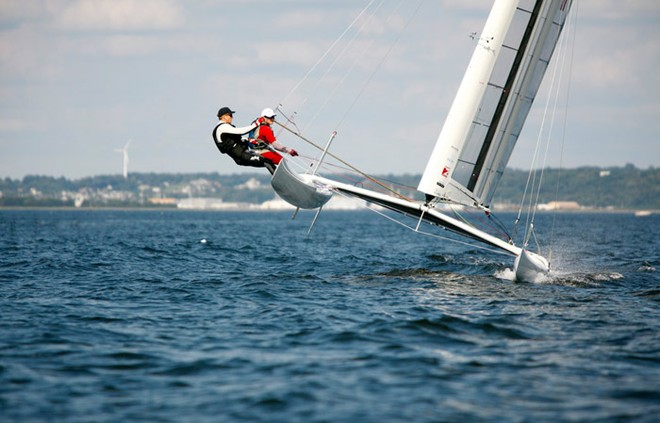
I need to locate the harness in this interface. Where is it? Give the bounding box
[247,124,261,141]
[247,124,270,150]
[212,122,240,154]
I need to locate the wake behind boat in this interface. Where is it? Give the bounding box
[267,0,574,282]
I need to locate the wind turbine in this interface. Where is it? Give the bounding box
[115,139,131,179]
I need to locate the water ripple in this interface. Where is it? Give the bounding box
[1,210,658,422]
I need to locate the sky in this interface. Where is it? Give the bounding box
[0,0,659,180]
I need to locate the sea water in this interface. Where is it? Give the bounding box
[1,209,658,422]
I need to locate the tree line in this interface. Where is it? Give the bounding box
[0,165,657,209]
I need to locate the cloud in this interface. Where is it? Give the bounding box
[273,10,331,30]
[572,16,660,96]
[1,1,658,179]
[0,118,27,132]
[0,1,48,24]
[94,35,167,56]
[56,0,185,31]
[578,0,660,20]
[251,40,324,68]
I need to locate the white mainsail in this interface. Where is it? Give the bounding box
[418,0,573,208]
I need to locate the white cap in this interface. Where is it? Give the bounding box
[261,108,276,118]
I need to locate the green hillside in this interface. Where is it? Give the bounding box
[0,165,657,210]
[494,165,659,209]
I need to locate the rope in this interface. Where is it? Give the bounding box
[274,120,413,202]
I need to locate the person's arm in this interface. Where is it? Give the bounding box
[258,125,288,152]
[270,140,288,152]
[217,122,258,136]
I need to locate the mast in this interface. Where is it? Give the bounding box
[418,0,573,207]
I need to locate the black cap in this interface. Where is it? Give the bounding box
[217,107,236,117]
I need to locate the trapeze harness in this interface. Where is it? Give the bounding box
[212,122,269,168]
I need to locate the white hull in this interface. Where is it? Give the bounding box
[514,249,549,283]
[270,159,333,209]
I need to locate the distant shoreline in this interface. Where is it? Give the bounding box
[0,206,657,215]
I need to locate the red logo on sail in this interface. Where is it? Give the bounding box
[441,167,450,177]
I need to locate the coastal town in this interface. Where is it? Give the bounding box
[1,165,658,213]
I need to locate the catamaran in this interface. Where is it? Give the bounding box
[267,0,574,282]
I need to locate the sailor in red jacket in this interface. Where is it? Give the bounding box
[250,108,298,170]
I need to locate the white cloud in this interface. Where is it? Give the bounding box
[572,14,660,96]
[251,41,324,67]
[0,1,45,23]
[440,0,490,13]
[578,0,660,20]
[0,119,27,132]
[273,10,331,30]
[96,35,166,56]
[1,1,658,178]
[56,0,185,31]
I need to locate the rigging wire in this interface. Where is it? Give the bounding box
[269,3,417,201]
[531,26,570,231]
[278,141,514,249]
[331,188,515,257]
[301,0,391,133]
[277,0,390,136]
[278,0,379,109]
[528,2,577,257]
[269,0,429,205]
[548,0,579,264]
[518,4,576,250]
[274,120,413,201]
[278,0,425,136]
[332,0,425,132]
[271,1,520,256]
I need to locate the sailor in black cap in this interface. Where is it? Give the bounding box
[212,107,275,173]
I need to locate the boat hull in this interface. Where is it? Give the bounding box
[514,250,549,283]
[271,159,333,209]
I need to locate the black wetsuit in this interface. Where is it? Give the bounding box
[213,122,272,169]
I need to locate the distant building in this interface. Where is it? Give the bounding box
[177,198,250,210]
[148,198,177,206]
[236,178,263,190]
[538,201,581,211]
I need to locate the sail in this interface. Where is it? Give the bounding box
[418,0,573,208]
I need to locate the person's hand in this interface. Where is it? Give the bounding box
[289,149,298,157]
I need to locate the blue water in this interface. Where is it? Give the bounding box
[1,209,658,422]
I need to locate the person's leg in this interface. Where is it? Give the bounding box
[261,151,283,165]
[230,148,276,174]
[264,161,276,175]
[229,144,267,168]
